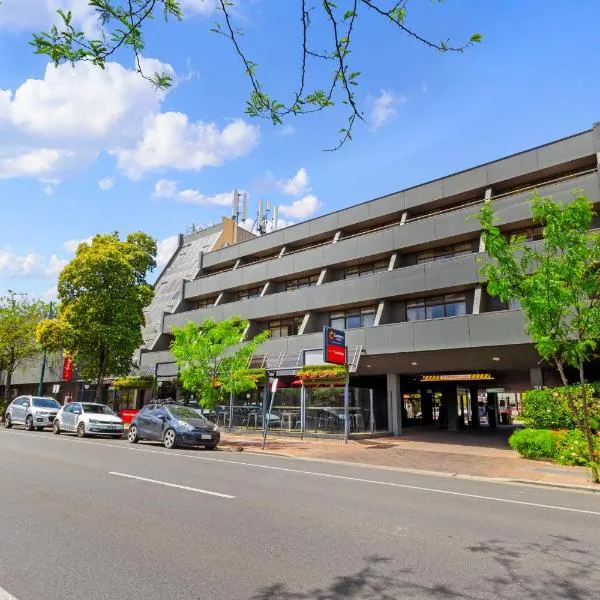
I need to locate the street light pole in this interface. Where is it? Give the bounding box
[37,302,54,397]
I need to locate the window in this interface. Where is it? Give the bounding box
[285,274,319,291]
[269,317,304,338]
[196,296,217,309]
[407,294,467,321]
[506,226,543,242]
[344,260,388,279]
[416,242,474,265]
[236,287,261,301]
[330,306,377,330]
[19,397,30,407]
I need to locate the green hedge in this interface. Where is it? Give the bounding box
[509,428,600,466]
[509,429,559,460]
[522,385,600,430]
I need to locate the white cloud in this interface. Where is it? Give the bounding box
[156,235,180,269]
[0,148,71,180]
[0,249,66,277]
[181,0,218,15]
[114,113,260,179]
[279,194,321,219]
[154,179,235,207]
[62,237,94,254]
[41,286,58,301]
[278,167,310,196]
[369,90,406,131]
[0,0,99,36]
[279,124,295,136]
[98,177,115,191]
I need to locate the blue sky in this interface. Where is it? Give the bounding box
[1,0,599,299]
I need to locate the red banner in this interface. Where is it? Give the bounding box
[62,356,74,381]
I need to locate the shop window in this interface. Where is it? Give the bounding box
[269,317,304,338]
[407,294,467,321]
[330,306,377,330]
[416,242,474,265]
[344,260,388,279]
[285,274,320,291]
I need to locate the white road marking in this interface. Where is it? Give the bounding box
[0,585,20,600]
[3,430,600,516]
[109,472,235,499]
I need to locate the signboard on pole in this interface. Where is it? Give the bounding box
[323,327,346,365]
[52,384,60,395]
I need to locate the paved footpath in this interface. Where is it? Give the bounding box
[219,429,595,490]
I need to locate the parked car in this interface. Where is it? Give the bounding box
[3,396,61,431]
[128,403,220,449]
[53,402,124,438]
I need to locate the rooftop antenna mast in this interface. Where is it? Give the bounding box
[232,189,248,243]
[255,199,280,235]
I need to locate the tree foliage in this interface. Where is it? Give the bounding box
[170,316,269,409]
[29,0,481,150]
[0,291,48,398]
[477,190,600,482]
[36,233,157,402]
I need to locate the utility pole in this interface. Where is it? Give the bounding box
[37,302,54,396]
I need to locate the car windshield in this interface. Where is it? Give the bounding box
[167,406,205,421]
[32,398,60,409]
[81,404,115,415]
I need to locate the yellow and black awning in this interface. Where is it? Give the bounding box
[420,373,494,382]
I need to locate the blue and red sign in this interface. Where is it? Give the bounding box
[323,326,346,365]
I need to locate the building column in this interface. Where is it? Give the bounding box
[420,387,434,425]
[470,384,480,428]
[386,373,402,436]
[487,392,498,428]
[443,383,458,431]
[529,367,544,389]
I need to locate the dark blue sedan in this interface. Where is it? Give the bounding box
[128,403,220,450]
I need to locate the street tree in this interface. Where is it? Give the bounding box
[476,191,600,483]
[0,291,48,399]
[170,317,269,409]
[36,233,157,403]
[28,0,481,149]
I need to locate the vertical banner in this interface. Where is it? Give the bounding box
[62,355,74,381]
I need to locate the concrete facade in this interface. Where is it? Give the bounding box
[131,125,600,432]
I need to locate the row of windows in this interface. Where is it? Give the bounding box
[269,317,304,338]
[236,287,262,301]
[344,260,388,279]
[416,242,473,265]
[285,274,320,291]
[331,306,377,330]
[406,294,467,321]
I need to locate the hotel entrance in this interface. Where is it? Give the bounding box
[400,373,498,430]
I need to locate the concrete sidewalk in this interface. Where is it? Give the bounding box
[219,429,597,490]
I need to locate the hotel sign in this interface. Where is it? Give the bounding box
[323,326,346,365]
[420,373,493,382]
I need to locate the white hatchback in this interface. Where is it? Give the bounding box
[54,402,124,439]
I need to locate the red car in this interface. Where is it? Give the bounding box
[118,408,139,425]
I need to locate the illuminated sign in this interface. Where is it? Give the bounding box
[420,373,493,382]
[323,326,346,365]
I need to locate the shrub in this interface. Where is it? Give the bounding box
[521,385,600,431]
[555,429,600,467]
[508,428,559,460]
[0,398,8,417]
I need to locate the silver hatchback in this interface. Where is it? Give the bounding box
[3,396,61,431]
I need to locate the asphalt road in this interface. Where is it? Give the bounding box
[1,428,599,600]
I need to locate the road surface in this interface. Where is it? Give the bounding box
[1,428,599,600]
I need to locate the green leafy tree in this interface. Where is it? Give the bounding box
[27,1,481,150]
[0,291,48,398]
[171,317,269,409]
[36,233,157,403]
[477,190,600,482]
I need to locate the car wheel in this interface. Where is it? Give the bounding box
[204,444,218,450]
[53,420,60,435]
[77,422,86,438]
[163,428,177,449]
[127,425,139,444]
[24,415,34,431]
[3,414,12,429]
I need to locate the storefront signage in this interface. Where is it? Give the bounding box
[420,373,494,382]
[323,326,346,365]
[62,355,74,381]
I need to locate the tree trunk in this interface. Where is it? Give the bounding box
[95,347,107,404]
[578,362,599,484]
[5,369,12,400]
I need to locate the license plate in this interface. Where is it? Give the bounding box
[201,434,212,440]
